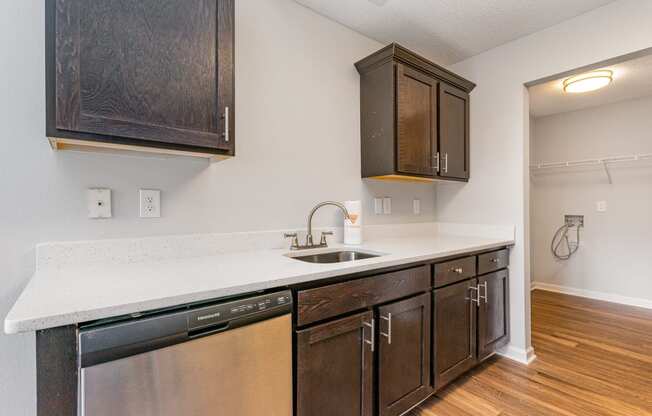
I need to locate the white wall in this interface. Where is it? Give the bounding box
[0,1,438,413]
[441,0,652,362]
[531,95,652,304]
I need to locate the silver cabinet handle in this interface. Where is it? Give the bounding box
[490,258,499,264]
[443,153,449,173]
[467,286,479,305]
[450,267,464,275]
[380,313,392,345]
[223,106,230,142]
[433,152,440,173]
[480,282,488,304]
[363,319,375,352]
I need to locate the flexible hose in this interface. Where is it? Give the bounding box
[551,224,581,260]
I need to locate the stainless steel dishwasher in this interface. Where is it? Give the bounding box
[78,291,293,416]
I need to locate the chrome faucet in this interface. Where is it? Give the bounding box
[284,201,351,250]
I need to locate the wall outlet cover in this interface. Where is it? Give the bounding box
[596,201,607,212]
[87,188,112,219]
[140,189,161,218]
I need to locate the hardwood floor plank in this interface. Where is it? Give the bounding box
[411,290,652,416]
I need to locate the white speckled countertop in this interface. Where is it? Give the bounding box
[4,223,514,334]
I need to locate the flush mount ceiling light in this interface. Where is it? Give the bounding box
[563,70,613,93]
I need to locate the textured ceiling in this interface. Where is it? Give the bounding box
[295,0,617,65]
[529,53,652,118]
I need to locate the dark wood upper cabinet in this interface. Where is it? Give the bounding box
[432,278,477,391]
[439,84,470,180]
[296,311,373,416]
[356,43,475,183]
[477,270,510,360]
[46,0,235,159]
[378,293,432,416]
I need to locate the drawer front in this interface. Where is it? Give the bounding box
[297,265,430,327]
[478,249,510,275]
[433,257,476,288]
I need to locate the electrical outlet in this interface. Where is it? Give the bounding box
[413,199,421,215]
[139,189,161,218]
[87,188,112,219]
[383,197,392,215]
[596,201,607,212]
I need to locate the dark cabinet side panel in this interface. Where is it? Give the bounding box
[296,312,373,416]
[37,326,78,416]
[478,270,510,360]
[360,62,396,178]
[396,64,438,177]
[378,293,432,416]
[439,83,469,180]
[433,279,477,391]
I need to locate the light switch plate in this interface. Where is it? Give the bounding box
[374,198,383,215]
[140,189,161,218]
[87,188,112,219]
[383,197,392,215]
[413,199,421,215]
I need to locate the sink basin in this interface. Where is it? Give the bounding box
[290,250,381,264]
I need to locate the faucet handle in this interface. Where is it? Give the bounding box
[320,231,334,246]
[284,233,300,250]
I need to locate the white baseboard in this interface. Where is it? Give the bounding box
[496,344,536,365]
[531,282,652,310]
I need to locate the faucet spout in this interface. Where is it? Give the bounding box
[306,201,351,246]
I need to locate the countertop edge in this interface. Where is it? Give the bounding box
[5,239,514,334]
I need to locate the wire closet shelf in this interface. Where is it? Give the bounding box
[530,153,652,184]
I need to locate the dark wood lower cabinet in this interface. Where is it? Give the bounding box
[478,270,510,360]
[378,293,432,416]
[432,279,477,391]
[296,311,373,416]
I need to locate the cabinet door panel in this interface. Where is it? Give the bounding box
[439,83,469,180]
[396,64,438,177]
[478,270,510,360]
[378,293,432,416]
[296,312,373,416]
[54,0,233,150]
[433,279,477,390]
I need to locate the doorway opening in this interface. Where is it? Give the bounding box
[526,50,652,413]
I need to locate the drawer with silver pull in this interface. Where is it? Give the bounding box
[477,249,509,275]
[433,256,476,288]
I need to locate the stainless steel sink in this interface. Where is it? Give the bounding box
[290,250,380,264]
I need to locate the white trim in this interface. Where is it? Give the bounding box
[496,344,537,365]
[531,282,652,310]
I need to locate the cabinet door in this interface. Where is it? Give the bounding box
[378,293,432,416]
[396,64,438,177]
[433,279,477,390]
[296,311,373,416]
[53,0,234,151]
[478,270,510,360]
[439,83,469,180]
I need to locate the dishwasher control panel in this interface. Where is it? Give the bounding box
[188,291,292,331]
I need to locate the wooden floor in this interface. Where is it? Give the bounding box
[409,290,652,416]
